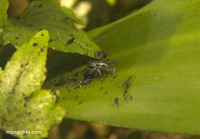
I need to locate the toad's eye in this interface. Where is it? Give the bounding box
[88,63,95,69]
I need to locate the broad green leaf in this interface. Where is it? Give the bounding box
[0,30,65,139]
[3,0,101,58]
[0,0,9,36]
[44,0,200,135]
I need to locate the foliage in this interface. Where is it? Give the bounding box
[0,0,9,37]
[1,0,200,138]
[0,30,65,138]
[45,0,200,135]
[2,0,101,58]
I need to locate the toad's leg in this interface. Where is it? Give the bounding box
[112,67,116,75]
[107,67,115,75]
[97,69,102,75]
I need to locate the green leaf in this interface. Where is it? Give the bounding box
[0,0,9,36]
[0,30,65,139]
[3,0,101,58]
[44,0,200,135]
[0,67,2,80]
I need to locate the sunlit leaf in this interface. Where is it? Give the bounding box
[0,0,9,36]
[44,0,200,135]
[0,30,65,139]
